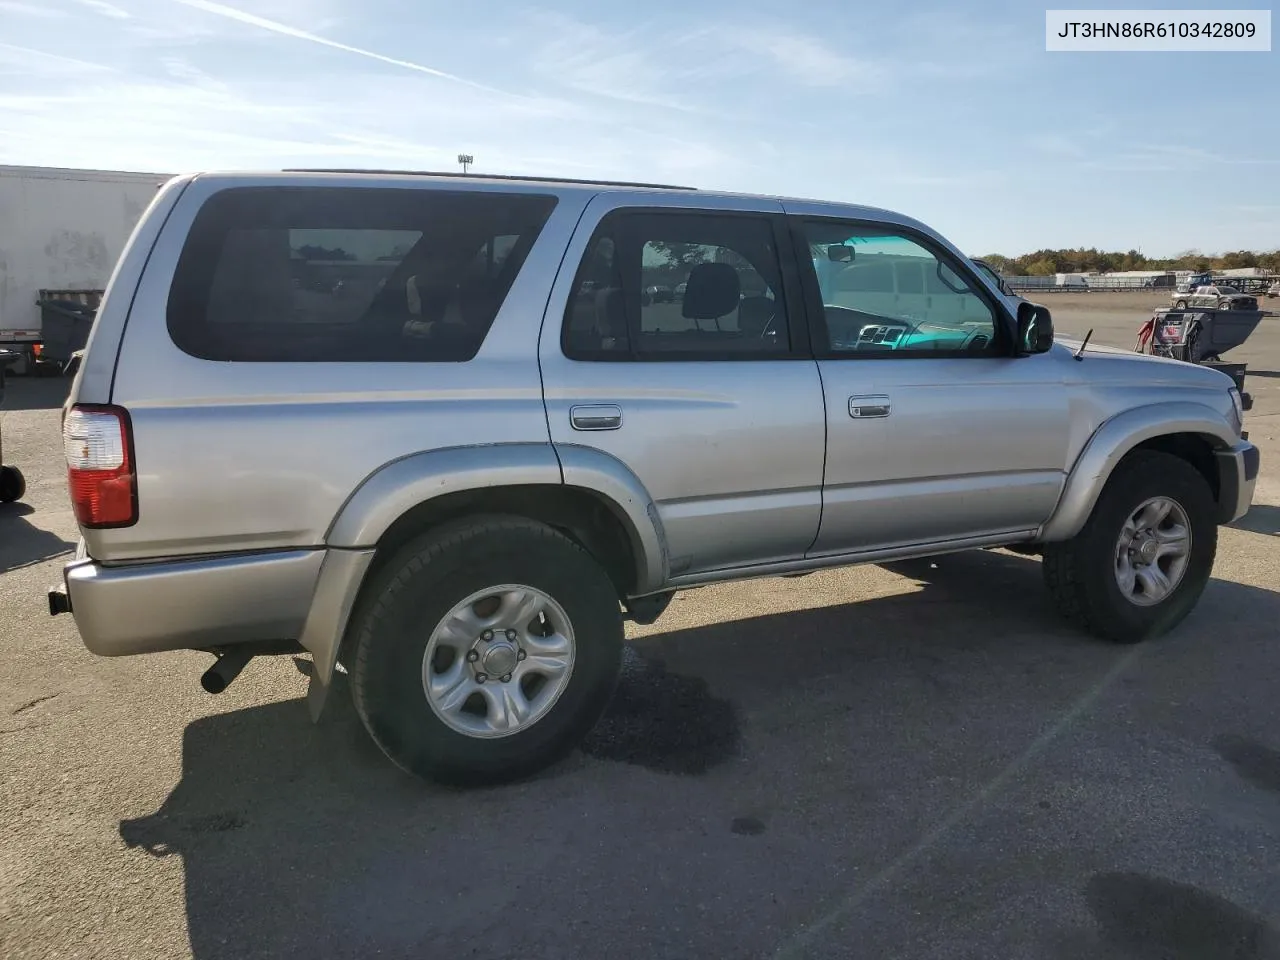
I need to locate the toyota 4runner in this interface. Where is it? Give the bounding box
[49,171,1259,785]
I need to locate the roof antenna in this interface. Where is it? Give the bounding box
[1074,328,1093,361]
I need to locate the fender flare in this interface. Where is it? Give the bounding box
[555,443,670,596]
[305,443,670,710]
[325,441,670,594]
[326,442,561,546]
[1038,401,1236,542]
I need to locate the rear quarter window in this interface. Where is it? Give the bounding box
[166,186,557,362]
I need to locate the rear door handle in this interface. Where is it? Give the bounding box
[848,395,891,419]
[571,404,623,431]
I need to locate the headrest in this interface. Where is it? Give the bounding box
[682,262,740,320]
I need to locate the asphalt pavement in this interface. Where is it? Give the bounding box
[2,299,1279,960]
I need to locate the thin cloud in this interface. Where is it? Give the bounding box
[0,42,117,73]
[0,0,68,17]
[1028,134,1087,159]
[1081,143,1280,172]
[171,0,516,97]
[1135,143,1280,166]
[75,0,131,19]
[526,12,703,112]
[161,56,228,92]
[717,26,881,89]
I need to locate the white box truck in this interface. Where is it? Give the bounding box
[0,165,170,374]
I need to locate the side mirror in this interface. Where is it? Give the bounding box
[827,244,854,263]
[1016,302,1054,354]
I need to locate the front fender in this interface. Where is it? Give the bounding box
[1038,402,1237,542]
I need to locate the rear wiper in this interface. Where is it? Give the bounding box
[1074,328,1093,361]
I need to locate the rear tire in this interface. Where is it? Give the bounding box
[349,515,623,786]
[1042,452,1216,643]
[1175,299,1188,309]
[0,466,25,503]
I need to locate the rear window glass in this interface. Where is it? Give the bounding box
[167,187,556,362]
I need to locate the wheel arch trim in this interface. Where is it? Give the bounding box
[1039,402,1236,542]
[324,443,669,593]
[306,443,669,715]
[325,443,563,547]
[556,443,670,596]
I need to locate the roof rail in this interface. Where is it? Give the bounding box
[280,168,697,191]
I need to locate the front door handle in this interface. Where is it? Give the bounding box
[571,404,623,431]
[848,395,891,419]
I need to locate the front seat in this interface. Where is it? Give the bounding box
[681,262,741,332]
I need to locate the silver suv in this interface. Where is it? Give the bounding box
[49,171,1259,785]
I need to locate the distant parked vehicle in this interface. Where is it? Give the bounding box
[1172,285,1258,311]
[1266,281,1280,299]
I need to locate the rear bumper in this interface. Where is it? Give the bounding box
[53,548,326,656]
[1216,440,1260,525]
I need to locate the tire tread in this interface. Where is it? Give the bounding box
[1041,450,1216,644]
[349,514,618,785]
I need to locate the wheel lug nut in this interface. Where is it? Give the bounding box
[482,630,494,642]
[476,673,488,684]
[466,650,479,663]
[517,649,527,661]
[505,629,517,641]
[500,674,512,683]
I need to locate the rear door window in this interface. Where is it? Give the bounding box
[168,187,557,362]
[562,210,797,360]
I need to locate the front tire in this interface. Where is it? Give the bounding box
[1175,299,1188,309]
[349,515,623,786]
[1042,452,1216,643]
[0,465,25,503]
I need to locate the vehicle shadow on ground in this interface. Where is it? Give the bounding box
[0,374,71,412]
[0,502,74,574]
[117,550,1280,960]
[1230,503,1280,536]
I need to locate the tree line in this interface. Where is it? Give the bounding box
[979,248,1280,277]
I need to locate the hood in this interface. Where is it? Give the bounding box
[1050,337,1238,391]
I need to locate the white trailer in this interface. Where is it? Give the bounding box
[0,164,171,373]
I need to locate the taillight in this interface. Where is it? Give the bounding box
[63,405,137,527]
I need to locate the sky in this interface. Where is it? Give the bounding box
[0,0,1276,257]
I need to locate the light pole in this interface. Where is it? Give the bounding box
[457,154,474,174]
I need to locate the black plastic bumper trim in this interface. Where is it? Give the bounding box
[1243,444,1260,483]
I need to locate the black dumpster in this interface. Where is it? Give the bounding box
[37,289,102,366]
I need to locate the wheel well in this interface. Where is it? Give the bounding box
[366,484,639,597]
[1128,433,1220,501]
